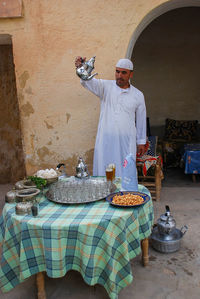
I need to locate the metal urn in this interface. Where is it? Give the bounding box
[76,56,98,81]
[75,157,90,178]
[151,205,188,253]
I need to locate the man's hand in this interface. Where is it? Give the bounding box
[137,144,146,157]
[75,56,86,68]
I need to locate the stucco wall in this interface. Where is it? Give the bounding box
[0,0,199,178]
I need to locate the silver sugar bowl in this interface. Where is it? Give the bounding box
[76,157,89,178]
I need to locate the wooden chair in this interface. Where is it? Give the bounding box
[137,156,163,201]
[136,136,164,201]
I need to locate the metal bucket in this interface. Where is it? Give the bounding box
[150,226,188,253]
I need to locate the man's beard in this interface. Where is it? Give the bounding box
[116,78,124,87]
[116,78,130,88]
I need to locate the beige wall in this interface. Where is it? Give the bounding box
[0,0,199,178]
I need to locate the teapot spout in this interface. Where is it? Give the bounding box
[87,72,98,80]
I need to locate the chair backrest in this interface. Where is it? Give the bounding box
[164,118,198,141]
[146,136,158,156]
[147,117,151,137]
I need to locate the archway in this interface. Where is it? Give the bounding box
[126,0,200,58]
[128,3,200,185]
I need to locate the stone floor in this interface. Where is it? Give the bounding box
[0,170,200,299]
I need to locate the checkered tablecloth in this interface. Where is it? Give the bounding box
[0,178,153,299]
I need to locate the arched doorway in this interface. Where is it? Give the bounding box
[132,7,200,133]
[128,4,200,185]
[0,34,26,184]
[126,0,200,57]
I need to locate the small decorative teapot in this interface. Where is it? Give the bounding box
[56,163,68,178]
[76,56,98,81]
[76,157,89,178]
[157,205,176,235]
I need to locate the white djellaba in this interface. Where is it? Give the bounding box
[80,58,146,177]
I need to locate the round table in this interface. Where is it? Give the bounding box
[0,178,154,299]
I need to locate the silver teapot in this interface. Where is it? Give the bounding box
[56,163,68,178]
[157,205,176,235]
[76,157,89,178]
[76,56,98,81]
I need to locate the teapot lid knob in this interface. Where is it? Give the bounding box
[165,205,170,216]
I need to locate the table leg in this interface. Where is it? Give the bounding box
[141,238,149,266]
[155,164,161,201]
[36,272,46,299]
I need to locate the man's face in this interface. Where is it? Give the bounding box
[115,67,133,89]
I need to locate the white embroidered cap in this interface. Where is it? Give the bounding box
[116,58,133,70]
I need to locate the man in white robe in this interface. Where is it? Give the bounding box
[75,57,146,177]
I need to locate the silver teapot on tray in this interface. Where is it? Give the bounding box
[56,163,68,179]
[76,56,98,81]
[76,157,89,178]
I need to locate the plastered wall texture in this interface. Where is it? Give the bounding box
[0,0,199,179]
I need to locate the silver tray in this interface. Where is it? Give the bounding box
[46,177,117,204]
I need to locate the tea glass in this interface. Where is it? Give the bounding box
[105,164,116,182]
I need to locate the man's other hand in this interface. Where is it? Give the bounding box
[137,145,146,157]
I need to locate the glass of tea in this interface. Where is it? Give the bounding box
[105,164,116,182]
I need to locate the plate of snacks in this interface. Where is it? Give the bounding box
[34,168,59,185]
[106,191,150,207]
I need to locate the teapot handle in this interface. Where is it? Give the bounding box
[165,205,170,216]
[56,163,65,169]
[165,205,170,212]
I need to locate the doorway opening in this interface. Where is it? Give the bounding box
[131,7,200,186]
[0,34,26,184]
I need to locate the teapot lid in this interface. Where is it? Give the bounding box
[160,214,174,222]
[159,205,175,222]
[77,157,85,165]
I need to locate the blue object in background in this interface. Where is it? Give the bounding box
[183,144,200,174]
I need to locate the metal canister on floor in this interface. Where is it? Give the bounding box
[151,205,188,253]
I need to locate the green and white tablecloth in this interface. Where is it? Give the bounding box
[0,178,154,299]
